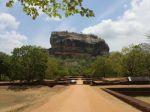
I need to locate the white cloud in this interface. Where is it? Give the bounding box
[0,13,27,54]
[0,31,27,53]
[83,0,150,51]
[0,13,19,30]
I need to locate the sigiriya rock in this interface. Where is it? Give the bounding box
[48,31,109,57]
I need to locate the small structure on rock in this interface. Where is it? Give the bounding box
[48,31,109,57]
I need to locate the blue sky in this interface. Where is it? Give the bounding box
[0,0,149,53]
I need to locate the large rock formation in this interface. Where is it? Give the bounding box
[49,31,109,57]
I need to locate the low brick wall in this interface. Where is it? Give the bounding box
[108,88,150,96]
[0,80,68,87]
[103,88,150,112]
[92,81,150,86]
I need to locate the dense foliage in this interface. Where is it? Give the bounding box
[10,46,48,83]
[122,45,150,77]
[0,52,10,81]
[91,45,150,78]
[6,0,94,19]
[0,44,149,83]
[46,57,65,79]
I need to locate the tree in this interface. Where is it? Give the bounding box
[46,57,62,79]
[138,44,150,76]
[82,66,92,77]
[91,56,112,78]
[107,52,124,77]
[6,0,94,19]
[143,52,150,76]
[122,45,150,77]
[0,52,10,81]
[11,45,48,83]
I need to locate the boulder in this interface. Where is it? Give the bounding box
[49,31,109,56]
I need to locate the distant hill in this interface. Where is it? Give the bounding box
[48,31,109,57]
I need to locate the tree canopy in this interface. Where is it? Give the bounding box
[10,45,48,82]
[122,45,150,77]
[0,52,10,81]
[0,44,149,82]
[6,0,94,19]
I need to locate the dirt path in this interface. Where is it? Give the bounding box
[30,81,140,112]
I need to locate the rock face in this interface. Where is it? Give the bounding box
[49,31,109,56]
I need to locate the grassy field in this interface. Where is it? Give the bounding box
[134,96,150,104]
[0,85,66,112]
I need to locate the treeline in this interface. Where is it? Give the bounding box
[0,46,48,82]
[89,45,150,78]
[0,44,150,83]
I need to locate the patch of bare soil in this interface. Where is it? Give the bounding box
[0,85,66,112]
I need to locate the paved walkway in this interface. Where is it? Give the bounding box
[76,78,83,84]
[31,80,140,112]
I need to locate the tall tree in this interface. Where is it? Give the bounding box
[46,57,62,79]
[122,45,150,77]
[107,52,123,77]
[0,52,10,81]
[91,56,112,78]
[11,46,48,82]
